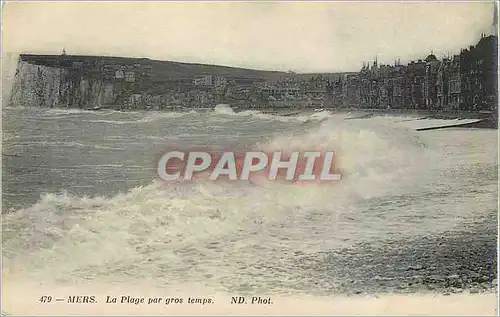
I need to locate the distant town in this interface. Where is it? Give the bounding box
[12,34,498,114]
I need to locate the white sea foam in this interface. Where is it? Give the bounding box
[213,104,333,123]
[43,108,102,116]
[3,117,438,283]
[2,109,497,315]
[85,111,193,125]
[2,140,126,150]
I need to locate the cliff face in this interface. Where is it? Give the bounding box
[2,53,19,106]
[8,59,187,110]
[11,61,62,108]
[7,54,292,110]
[9,61,114,108]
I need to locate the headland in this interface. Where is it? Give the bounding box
[5,35,498,127]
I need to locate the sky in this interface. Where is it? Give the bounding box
[1,1,496,73]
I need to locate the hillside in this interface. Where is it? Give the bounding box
[148,59,287,82]
[18,54,347,83]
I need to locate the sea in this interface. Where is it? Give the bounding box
[1,105,498,314]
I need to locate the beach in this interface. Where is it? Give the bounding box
[2,106,498,315]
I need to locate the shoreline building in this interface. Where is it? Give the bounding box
[326,34,497,112]
[12,34,497,113]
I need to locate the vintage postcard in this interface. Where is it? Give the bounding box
[1,1,499,315]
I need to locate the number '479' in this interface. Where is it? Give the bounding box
[39,296,52,303]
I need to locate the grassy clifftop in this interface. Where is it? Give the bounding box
[19,54,286,82]
[19,54,350,83]
[148,59,287,81]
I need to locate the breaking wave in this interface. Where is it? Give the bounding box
[43,108,107,116]
[2,141,126,151]
[213,103,237,115]
[85,111,195,125]
[213,103,332,123]
[2,115,435,290]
